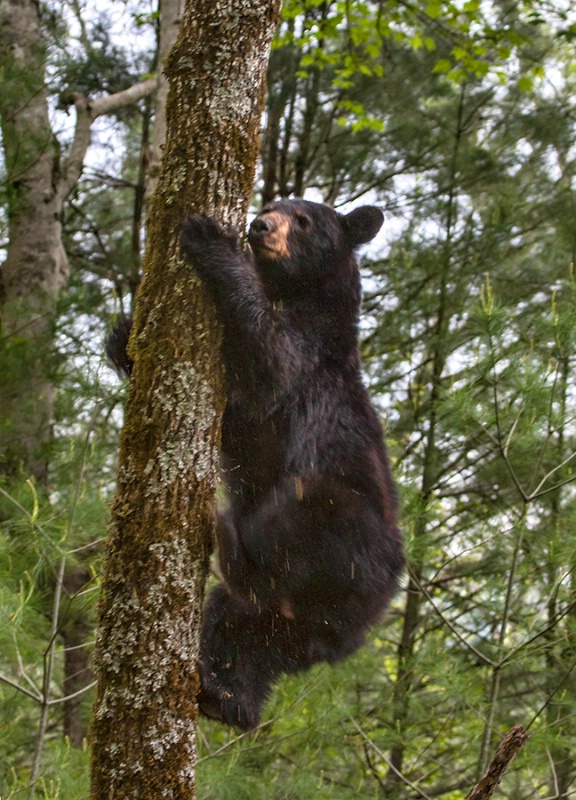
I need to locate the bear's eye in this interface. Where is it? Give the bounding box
[295,212,311,229]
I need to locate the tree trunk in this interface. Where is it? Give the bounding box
[145,0,182,200]
[0,0,68,483]
[383,84,467,797]
[62,566,94,748]
[0,0,158,484]
[89,1,281,797]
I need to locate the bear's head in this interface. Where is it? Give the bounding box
[247,200,383,303]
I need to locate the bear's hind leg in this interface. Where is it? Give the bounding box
[199,584,297,731]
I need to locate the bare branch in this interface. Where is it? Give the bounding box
[29,555,66,790]
[91,77,159,119]
[466,725,530,800]
[350,718,433,800]
[531,448,576,499]
[48,680,98,706]
[0,672,41,703]
[409,567,498,668]
[15,637,41,697]
[59,77,159,200]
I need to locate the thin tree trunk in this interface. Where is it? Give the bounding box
[293,5,328,197]
[145,0,182,200]
[90,1,281,797]
[261,21,298,205]
[62,566,94,748]
[383,83,467,797]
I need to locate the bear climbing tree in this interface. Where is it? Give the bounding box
[108,200,405,730]
[90,0,281,796]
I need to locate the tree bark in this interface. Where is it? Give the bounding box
[145,0,182,200]
[466,725,530,800]
[89,1,281,797]
[0,0,68,483]
[62,565,94,748]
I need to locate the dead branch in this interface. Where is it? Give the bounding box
[466,725,530,800]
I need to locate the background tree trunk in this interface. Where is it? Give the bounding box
[89,1,281,797]
[145,0,182,200]
[0,0,156,485]
[0,0,159,762]
[0,0,68,483]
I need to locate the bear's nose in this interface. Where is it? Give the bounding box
[249,216,272,236]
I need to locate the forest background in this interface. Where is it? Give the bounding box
[1,0,576,798]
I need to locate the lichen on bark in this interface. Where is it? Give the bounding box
[90,1,282,798]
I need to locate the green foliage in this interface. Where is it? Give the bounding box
[251,3,576,796]
[0,448,120,798]
[273,0,564,133]
[51,9,149,102]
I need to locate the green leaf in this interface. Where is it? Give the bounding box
[433,59,453,74]
[518,75,534,92]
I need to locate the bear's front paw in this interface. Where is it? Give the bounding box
[180,214,239,262]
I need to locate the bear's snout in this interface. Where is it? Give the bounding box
[249,216,273,236]
[248,211,291,259]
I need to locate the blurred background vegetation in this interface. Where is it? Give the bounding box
[1,0,576,797]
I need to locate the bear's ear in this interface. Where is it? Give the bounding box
[342,206,384,248]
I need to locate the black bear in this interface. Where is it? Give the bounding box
[107,200,404,730]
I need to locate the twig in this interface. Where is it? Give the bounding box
[29,555,66,795]
[409,568,497,668]
[350,717,433,800]
[0,672,40,703]
[48,680,97,706]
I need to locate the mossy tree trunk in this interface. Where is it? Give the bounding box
[0,0,157,765]
[90,1,281,797]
